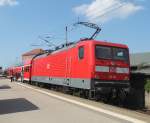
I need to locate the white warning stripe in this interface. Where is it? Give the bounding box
[95,66,109,72]
[16,83,147,123]
[116,67,129,74]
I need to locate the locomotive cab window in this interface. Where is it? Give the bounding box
[113,48,129,62]
[78,46,84,59]
[95,46,112,59]
[95,45,129,62]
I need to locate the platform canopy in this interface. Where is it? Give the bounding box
[130,52,150,75]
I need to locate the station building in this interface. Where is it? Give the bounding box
[22,49,44,64]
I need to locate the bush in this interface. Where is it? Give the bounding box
[145,79,150,93]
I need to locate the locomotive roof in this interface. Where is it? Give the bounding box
[88,40,128,48]
[32,40,128,61]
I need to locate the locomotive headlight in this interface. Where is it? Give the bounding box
[95,66,109,72]
[116,67,129,74]
[124,76,129,81]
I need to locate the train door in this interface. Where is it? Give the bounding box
[65,48,72,86]
[21,66,24,82]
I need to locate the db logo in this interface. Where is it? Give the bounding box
[47,64,50,69]
[111,61,115,66]
[109,67,116,73]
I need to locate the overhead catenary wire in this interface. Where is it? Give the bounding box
[95,0,141,20]
[39,36,56,47]
[92,1,127,20]
[30,0,140,49]
[30,1,129,49]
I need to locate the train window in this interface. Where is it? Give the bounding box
[95,45,129,62]
[79,46,84,59]
[25,67,27,72]
[95,46,112,59]
[113,48,129,62]
[24,66,30,72]
[27,67,30,72]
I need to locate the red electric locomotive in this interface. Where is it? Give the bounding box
[23,39,130,102]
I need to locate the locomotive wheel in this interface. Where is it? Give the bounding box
[108,89,126,106]
[117,89,126,106]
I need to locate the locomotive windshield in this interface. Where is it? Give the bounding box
[113,47,129,61]
[95,46,112,59]
[95,45,129,62]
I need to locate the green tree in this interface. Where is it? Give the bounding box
[145,79,150,93]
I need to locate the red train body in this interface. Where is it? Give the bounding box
[23,63,31,81]
[23,40,130,96]
[6,66,22,80]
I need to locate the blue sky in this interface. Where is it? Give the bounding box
[0,0,149,68]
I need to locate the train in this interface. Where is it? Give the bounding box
[6,22,131,104]
[7,39,130,104]
[6,66,22,81]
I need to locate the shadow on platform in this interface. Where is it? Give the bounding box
[0,85,11,89]
[0,98,39,115]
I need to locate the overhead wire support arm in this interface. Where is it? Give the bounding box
[74,22,101,40]
[38,35,56,48]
